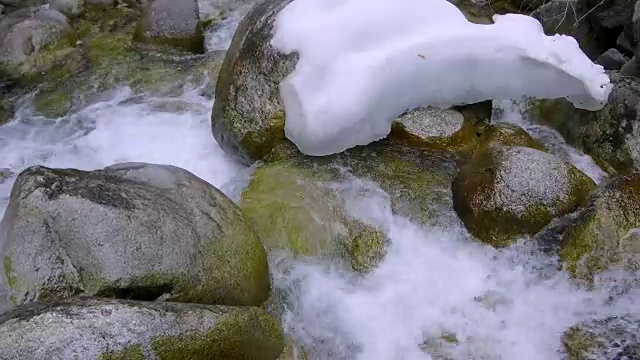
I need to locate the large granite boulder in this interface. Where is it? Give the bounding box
[0,298,284,359]
[0,163,270,313]
[452,146,596,247]
[211,0,493,163]
[211,0,296,162]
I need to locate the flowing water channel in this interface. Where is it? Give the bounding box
[0,11,638,360]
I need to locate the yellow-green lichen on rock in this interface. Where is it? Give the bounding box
[0,298,285,360]
[452,145,596,247]
[561,316,640,360]
[239,151,388,272]
[151,306,284,360]
[555,173,640,285]
[477,122,546,151]
[100,344,145,360]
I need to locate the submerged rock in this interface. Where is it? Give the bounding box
[239,153,389,273]
[211,0,296,162]
[0,298,284,360]
[452,146,595,247]
[0,163,270,313]
[0,169,13,184]
[562,315,640,360]
[544,173,640,284]
[0,7,78,85]
[478,122,546,151]
[529,74,640,174]
[265,139,461,228]
[134,0,205,53]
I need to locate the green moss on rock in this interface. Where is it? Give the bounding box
[33,89,74,118]
[452,146,596,247]
[478,122,546,151]
[348,225,389,273]
[556,174,640,285]
[100,344,145,360]
[240,155,389,272]
[562,316,640,360]
[528,76,640,174]
[3,256,17,289]
[151,307,284,360]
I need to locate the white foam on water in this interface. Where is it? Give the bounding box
[0,86,246,219]
[0,86,637,359]
[272,179,638,360]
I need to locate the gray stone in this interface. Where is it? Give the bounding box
[211,0,297,163]
[0,169,13,184]
[618,31,634,54]
[0,163,270,313]
[596,48,628,70]
[531,0,601,58]
[134,0,204,53]
[562,315,640,360]
[49,0,84,17]
[621,56,640,77]
[392,107,464,143]
[198,0,255,23]
[529,74,640,173]
[630,0,640,59]
[539,173,640,284]
[0,7,76,83]
[582,0,634,32]
[0,298,284,359]
[452,146,596,247]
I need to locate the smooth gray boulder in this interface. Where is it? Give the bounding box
[0,7,76,83]
[0,298,284,359]
[134,0,204,53]
[0,163,270,313]
[596,48,628,70]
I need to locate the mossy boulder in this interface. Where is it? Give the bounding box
[273,137,462,224]
[0,7,79,85]
[134,0,204,54]
[477,122,546,151]
[0,163,270,313]
[528,74,640,174]
[562,315,639,360]
[211,0,297,163]
[389,102,494,156]
[0,298,284,360]
[239,157,389,273]
[543,173,640,285]
[452,146,596,247]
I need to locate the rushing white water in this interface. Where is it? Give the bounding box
[0,82,638,360]
[0,8,637,359]
[0,86,245,219]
